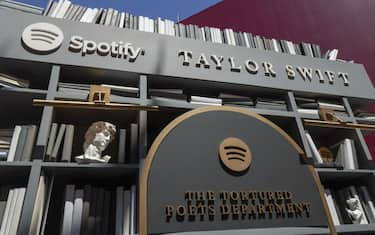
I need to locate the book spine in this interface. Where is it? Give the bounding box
[4,188,18,235]
[29,176,46,235]
[61,185,75,235]
[61,124,74,162]
[118,129,126,164]
[14,125,27,161]
[305,131,323,163]
[46,123,58,160]
[122,190,131,235]
[51,124,66,161]
[80,185,91,235]
[129,124,138,163]
[130,185,136,234]
[0,188,14,234]
[324,188,341,225]
[71,189,84,235]
[8,187,26,235]
[22,125,37,161]
[7,125,21,162]
[115,186,124,235]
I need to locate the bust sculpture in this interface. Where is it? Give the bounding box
[75,121,116,163]
[345,197,364,224]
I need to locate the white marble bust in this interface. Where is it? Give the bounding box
[75,121,116,163]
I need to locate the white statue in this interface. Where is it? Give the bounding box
[345,197,364,224]
[75,121,116,163]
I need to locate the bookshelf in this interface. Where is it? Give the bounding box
[0,4,375,235]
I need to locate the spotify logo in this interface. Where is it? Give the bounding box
[22,22,64,54]
[219,137,252,174]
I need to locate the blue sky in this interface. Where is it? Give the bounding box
[18,0,221,21]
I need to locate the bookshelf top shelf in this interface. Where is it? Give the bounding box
[0,9,374,102]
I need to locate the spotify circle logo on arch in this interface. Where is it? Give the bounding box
[219,137,252,173]
[22,22,64,54]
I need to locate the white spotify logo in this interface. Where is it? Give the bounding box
[22,22,64,54]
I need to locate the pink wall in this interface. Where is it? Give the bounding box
[182,0,375,157]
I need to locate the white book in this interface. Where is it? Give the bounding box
[297,109,320,119]
[55,0,71,19]
[79,7,91,22]
[61,124,74,162]
[157,18,164,34]
[149,18,155,33]
[359,186,375,222]
[328,49,339,60]
[229,29,236,46]
[190,96,222,105]
[324,189,340,225]
[122,190,131,235]
[115,186,124,235]
[71,189,84,235]
[7,125,21,162]
[318,102,345,112]
[129,185,136,234]
[138,16,144,31]
[348,186,368,224]
[29,176,46,235]
[216,28,222,44]
[201,27,206,41]
[164,19,169,35]
[224,29,230,45]
[61,185,75,235]
[46,123,58,158]
[100,84,139,94]
[286,41,296,55]
[211,28,217,43]
[4,188,18,235]
[243,32,250,48]
[272,39,280,52]
[0,189,14,235]
[51,124,66,161]
[143,17,148,32]
[169,20,175,36]
[50,0,63,18]
[104,8,113,26]
[87,8,99,23]
[119,12,125,28]
[8,187,26,235]
[344,139,356,170]
[305,131,323,163]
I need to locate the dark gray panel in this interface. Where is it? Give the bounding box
[147,110,328,234]
[0,10,374,100]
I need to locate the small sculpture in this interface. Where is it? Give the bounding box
[75,121,116,163]
[345,197,364,224]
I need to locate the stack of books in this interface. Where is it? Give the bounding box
[58,184,137,235]
[296,97,348,119]
[218,93,255,107]
[0,186,27,234]
[6,125,38,162]
[255,98,287,111]
[43,0,347,61]
[189,95,222,106]
[325,185,375,225]
[354,110,375,120]
[0,73,29,88]
[58,82,139,99]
